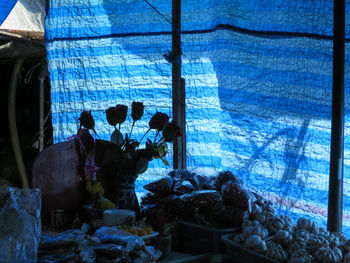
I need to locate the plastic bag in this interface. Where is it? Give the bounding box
[93,226,148,244]
[159,195,195,219]
[168,169,196,180]
[214,170,242,190]
[173,180,197,194]
[38,248,79,262]
[194,174,216,190]
[141,193,164,205]
[221,181,254,212]
[39,227,99,263]
[181,190,222,211]
[143,177,174,196]
[214,205,249,228]
[92,243,125,258]
[39,229,81,249]
[0,187,41,263]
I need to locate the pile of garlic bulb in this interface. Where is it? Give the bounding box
[232,194,349,263]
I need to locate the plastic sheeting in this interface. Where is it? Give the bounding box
[0,187,41,263]
[45,0,350,235]
[0,0,45,32]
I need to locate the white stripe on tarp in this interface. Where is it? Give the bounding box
[51,97,221,113]
[48,48,334,77]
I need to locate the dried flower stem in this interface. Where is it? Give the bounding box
[130,121,135,138]
[153,130,160,143]
[139,128,150,145]
[156,136,165,145]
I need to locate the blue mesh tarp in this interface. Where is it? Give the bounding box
[0,0,17,25]
[45,0,350,234]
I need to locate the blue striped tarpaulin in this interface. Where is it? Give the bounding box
[0,0,17,24]
[45,0,350,235]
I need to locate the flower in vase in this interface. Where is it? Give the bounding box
[106,104,128,128]
[149,112,170,131]
[77,102,181,212]
[131,102,144,122]
[162,120,182,142]
[106,107,119,127]
[115,104,128,125]
[79,110,95,130]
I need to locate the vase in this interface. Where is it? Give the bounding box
[99,171,141,219]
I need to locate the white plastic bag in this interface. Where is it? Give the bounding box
[0,187,41,263]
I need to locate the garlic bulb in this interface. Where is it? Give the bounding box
[274,230,293,247]
[294,228,310,241]
[341,239,350,253]
[288,237,307,253]
[242,224,269,240]
[268,216,285,234]
[343,251,350,263]
[280,215,293,225]
[244,235,267,253]
[307,234,329,254]
[296,217,319,233]
[288,248,312,263]
[253,210,274,226]
[265,241,288,262]
[242,219,260,228]
[313,246,342,263]
[309,220,319,234]
[297,217,312,229]
[328,233,341,248]
[336,232,347,243]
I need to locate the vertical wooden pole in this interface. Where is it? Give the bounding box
[327,0,345,233]
[180,77,186,168]
[172,0,186,169]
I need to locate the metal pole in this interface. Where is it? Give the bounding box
[172,0,186,169]
[327,0,345,233]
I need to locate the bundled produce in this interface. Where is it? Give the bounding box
[143,177,174,197]
[213,205,249,228]
[141,169,253,229]
[142,169,350,263]
[221,180,254,212]
[194,174,216,190]
[173,179,197,194]
[214,170,242,189]
[181,190,222,211]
